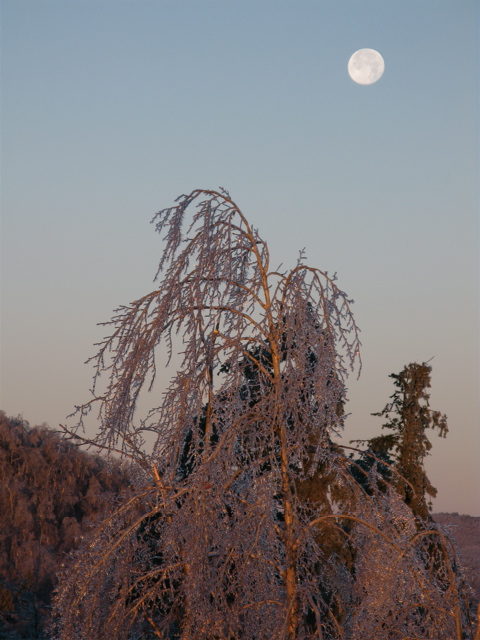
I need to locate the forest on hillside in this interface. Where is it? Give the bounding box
[2,190,478,640]
[0,412,132,639]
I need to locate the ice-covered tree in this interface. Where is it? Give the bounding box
[52,189,476,640]
[356,362,448,520]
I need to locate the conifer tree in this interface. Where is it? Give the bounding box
[360,362,448,520]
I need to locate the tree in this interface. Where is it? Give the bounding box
[52,189,476,640]
[355,362,448,521]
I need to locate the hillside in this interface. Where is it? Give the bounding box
[0,412,132,639]
[433,512,480,604]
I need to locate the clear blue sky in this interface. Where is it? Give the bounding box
[1,0,478,515]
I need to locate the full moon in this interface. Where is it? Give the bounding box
[348,48,385,85]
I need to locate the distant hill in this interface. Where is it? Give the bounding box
[433,512,480,603]
[0,412,132,639]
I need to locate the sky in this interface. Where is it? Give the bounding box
[1,0,478,515]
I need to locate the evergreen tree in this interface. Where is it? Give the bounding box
[356,362,448,520]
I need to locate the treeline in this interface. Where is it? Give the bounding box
[0,412,132,639]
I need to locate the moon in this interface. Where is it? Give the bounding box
[348,49,385,85]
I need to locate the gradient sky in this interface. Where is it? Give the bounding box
[1,0,478,515]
